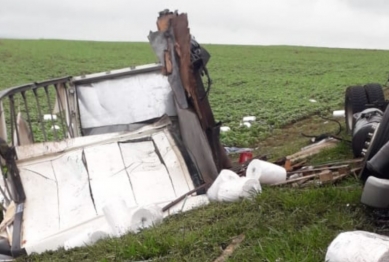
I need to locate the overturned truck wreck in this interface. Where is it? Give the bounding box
[0,11,231,258]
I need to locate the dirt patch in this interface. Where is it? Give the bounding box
[255,114,348,161]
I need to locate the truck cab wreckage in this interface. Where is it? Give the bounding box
[0,11,232,258]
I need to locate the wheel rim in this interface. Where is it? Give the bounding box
[346,98,354,130]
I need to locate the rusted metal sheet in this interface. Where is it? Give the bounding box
[152,11,232,171]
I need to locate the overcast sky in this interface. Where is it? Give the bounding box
[1,0,388,50]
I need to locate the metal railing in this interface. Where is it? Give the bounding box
[0,76,81,147]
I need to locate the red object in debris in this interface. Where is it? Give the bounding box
[239,152,253,164]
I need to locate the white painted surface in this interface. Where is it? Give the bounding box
[15,117,170,162]
[24,215,108,254]
[17,128,196,253]
[51,150,96,230]
[19,162,59,244]
[326,231,389,262]
[77,71,176,129]
[120,141,177,206]
[152,131,193,196]
[84,143,137,213]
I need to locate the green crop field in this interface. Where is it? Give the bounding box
[1,39,389,147]
[1,39,388,261]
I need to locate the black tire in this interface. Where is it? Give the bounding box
[360,106,389,182]
[364,83,385,104]
[345,86,368,134]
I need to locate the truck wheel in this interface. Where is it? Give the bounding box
[360,105,389,182]
[352,108,383,157]
[345,86,368,134]
[364,83,385,104]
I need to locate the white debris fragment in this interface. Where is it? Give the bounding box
[207,169,261,203]
[220,126,231,132]
[326,231,389,262]
[240,122,251,128]
[309,99,317,103]
[333,110,345,118]
[246,159,287,185]
[243,116,256,122]
[43,114,57,121]
[51,125,60,130]
[129,205,164,233]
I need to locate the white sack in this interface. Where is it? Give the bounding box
[217,177,260,202]
[325,230,389,262]
[129,205,163,233]
[246,159,286,185]
[207,169,240,201]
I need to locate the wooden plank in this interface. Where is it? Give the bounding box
[19,162,59,244]
[171,14,202,119]
[213,234,245,262]
[51,149,97,230]
[120,142,177,206]
[157,13,175,32]
[287,140,339,163]
[152,131,193,196]
[287,165,349,176]
[84,142,137,213]
[319,170,333,182]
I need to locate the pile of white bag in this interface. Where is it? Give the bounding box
[207,169,261,202]
[207,159,287,202]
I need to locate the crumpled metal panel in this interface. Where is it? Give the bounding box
[76,71,177,129]
[148,31,188,109]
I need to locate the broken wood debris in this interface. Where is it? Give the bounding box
[213,234,245,262]
[274,138,342,171]
[162,183,209,212]
[271,159,362,187]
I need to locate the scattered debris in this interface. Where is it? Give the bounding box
[271,159,362,187]
[0,10,234,257]
[224,147,254,155]
[238,151,253,164]
[220,126,231,132]
[213,234,245,262]
[242,116,256,122]
[43,114,57,121]
[230,154,267,175]
[309,99,317,103]
[246,159,287,185]
[332,110,345,118]
[207,170,260,202]
[239,122,251,128]
[280,138,340,169]
[326,231,389,262]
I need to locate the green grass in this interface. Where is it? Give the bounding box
[2,39,388,261]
